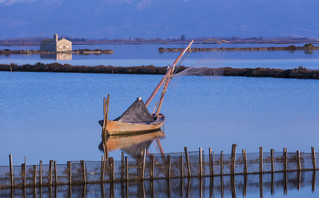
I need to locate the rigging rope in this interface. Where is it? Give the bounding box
[174,47,192,75]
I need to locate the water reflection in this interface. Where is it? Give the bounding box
[40,53,72,60]
[2,171,319,197]
[98,129,165,158]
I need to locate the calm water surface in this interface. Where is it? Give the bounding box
[1,43,319,69]
[1,71,319,166]
[1,173,319,197]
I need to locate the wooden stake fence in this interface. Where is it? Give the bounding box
[2,146,319,188]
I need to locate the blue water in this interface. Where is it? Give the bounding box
[1,71,319,166]
[1,43,319,69]
[1,174,319,197]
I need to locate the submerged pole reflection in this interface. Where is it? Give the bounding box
[1,171,319,197]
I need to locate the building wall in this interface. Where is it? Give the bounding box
[40,34,72,52]
[40,40,56,52]
[56,39,72,52]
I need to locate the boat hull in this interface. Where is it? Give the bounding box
[101,114,166,135]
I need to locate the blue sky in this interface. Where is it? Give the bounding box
[0,0,319,39]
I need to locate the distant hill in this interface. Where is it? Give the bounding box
[1,0,319,39]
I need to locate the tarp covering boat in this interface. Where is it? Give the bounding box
[114,98,154,123]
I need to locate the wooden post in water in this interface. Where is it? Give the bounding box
[283,149,287,195]
[297,170,301,190]
[270,149,274,195]
[121,152,124,181]
[220,151,223,176]
[81,160,87,184]
[284,170,288,195]
[231,174,236,198]
[33,165,37,187]
[142,149,146,180]
[167,155,171,179]
[100,156,104,183]
[311,146,316,170]
[184,147,191,177]
[186,178,191,198]
[54,161,58,185]
[22,163,26,187]
[110,158,115,182]
[259,173,263,198]
[39,160,42,186]
[9,154,14,188]
[242,150,248,175]
[209,148,212,176]
[49,160,53,186]
[199,147,202,177]
[212,151,215,176]
[231,144,237,175]
[312,170,316,192]
[259,147,263,173]
[270,149,274,173]
[125,156,129,181]
[297,151,301,189]
[33,184,36,198]
[180,153,183,178]
[283,147,287,172]
[67,161,72,185]
[297,150,301,171]
[271,172,274,195]
[243,174,247,197]
[150,154,154,179]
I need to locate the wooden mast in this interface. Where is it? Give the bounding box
[145,40,194,108]
[154,40,194,116]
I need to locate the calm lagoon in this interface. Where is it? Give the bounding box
[1,43,319,69]
[1,71,319,166]
[1,44,319,197]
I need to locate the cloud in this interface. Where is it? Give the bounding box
[103,0,132,5]
[0,0,35,5]
[0,0,63,6]
[137,0,151,10]
[0,18,28,27]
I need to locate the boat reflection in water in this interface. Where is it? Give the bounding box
[98,129,165,158]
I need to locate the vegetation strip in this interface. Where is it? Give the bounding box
[0,63,318,79]
[0,49,114,55]
[159,43,319,52]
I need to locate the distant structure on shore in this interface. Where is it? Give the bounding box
[40,33,72,52]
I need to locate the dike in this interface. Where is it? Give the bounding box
[0,63,318,80]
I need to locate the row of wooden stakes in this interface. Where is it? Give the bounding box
[2,144,319,188]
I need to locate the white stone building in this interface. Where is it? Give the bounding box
[40,33,72,52]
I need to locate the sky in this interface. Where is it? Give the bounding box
[0,0,319,39]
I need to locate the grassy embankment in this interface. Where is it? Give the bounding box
[159,44,319,52]
[0,49,114,55]
[0,63,318,80]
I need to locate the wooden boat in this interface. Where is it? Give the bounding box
[99,40,194,136]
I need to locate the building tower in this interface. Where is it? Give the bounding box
[54,33,58,42]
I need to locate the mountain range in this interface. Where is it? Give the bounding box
[0,0,319,39]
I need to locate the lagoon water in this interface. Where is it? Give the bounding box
[1,44,319,197]
[1,43,319,69]
[1,71,319,164]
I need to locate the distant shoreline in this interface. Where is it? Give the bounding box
[0,49,114,55]
[159,45,319,52]
[1,63,318,80]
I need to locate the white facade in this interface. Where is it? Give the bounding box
[40,33,72,52]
